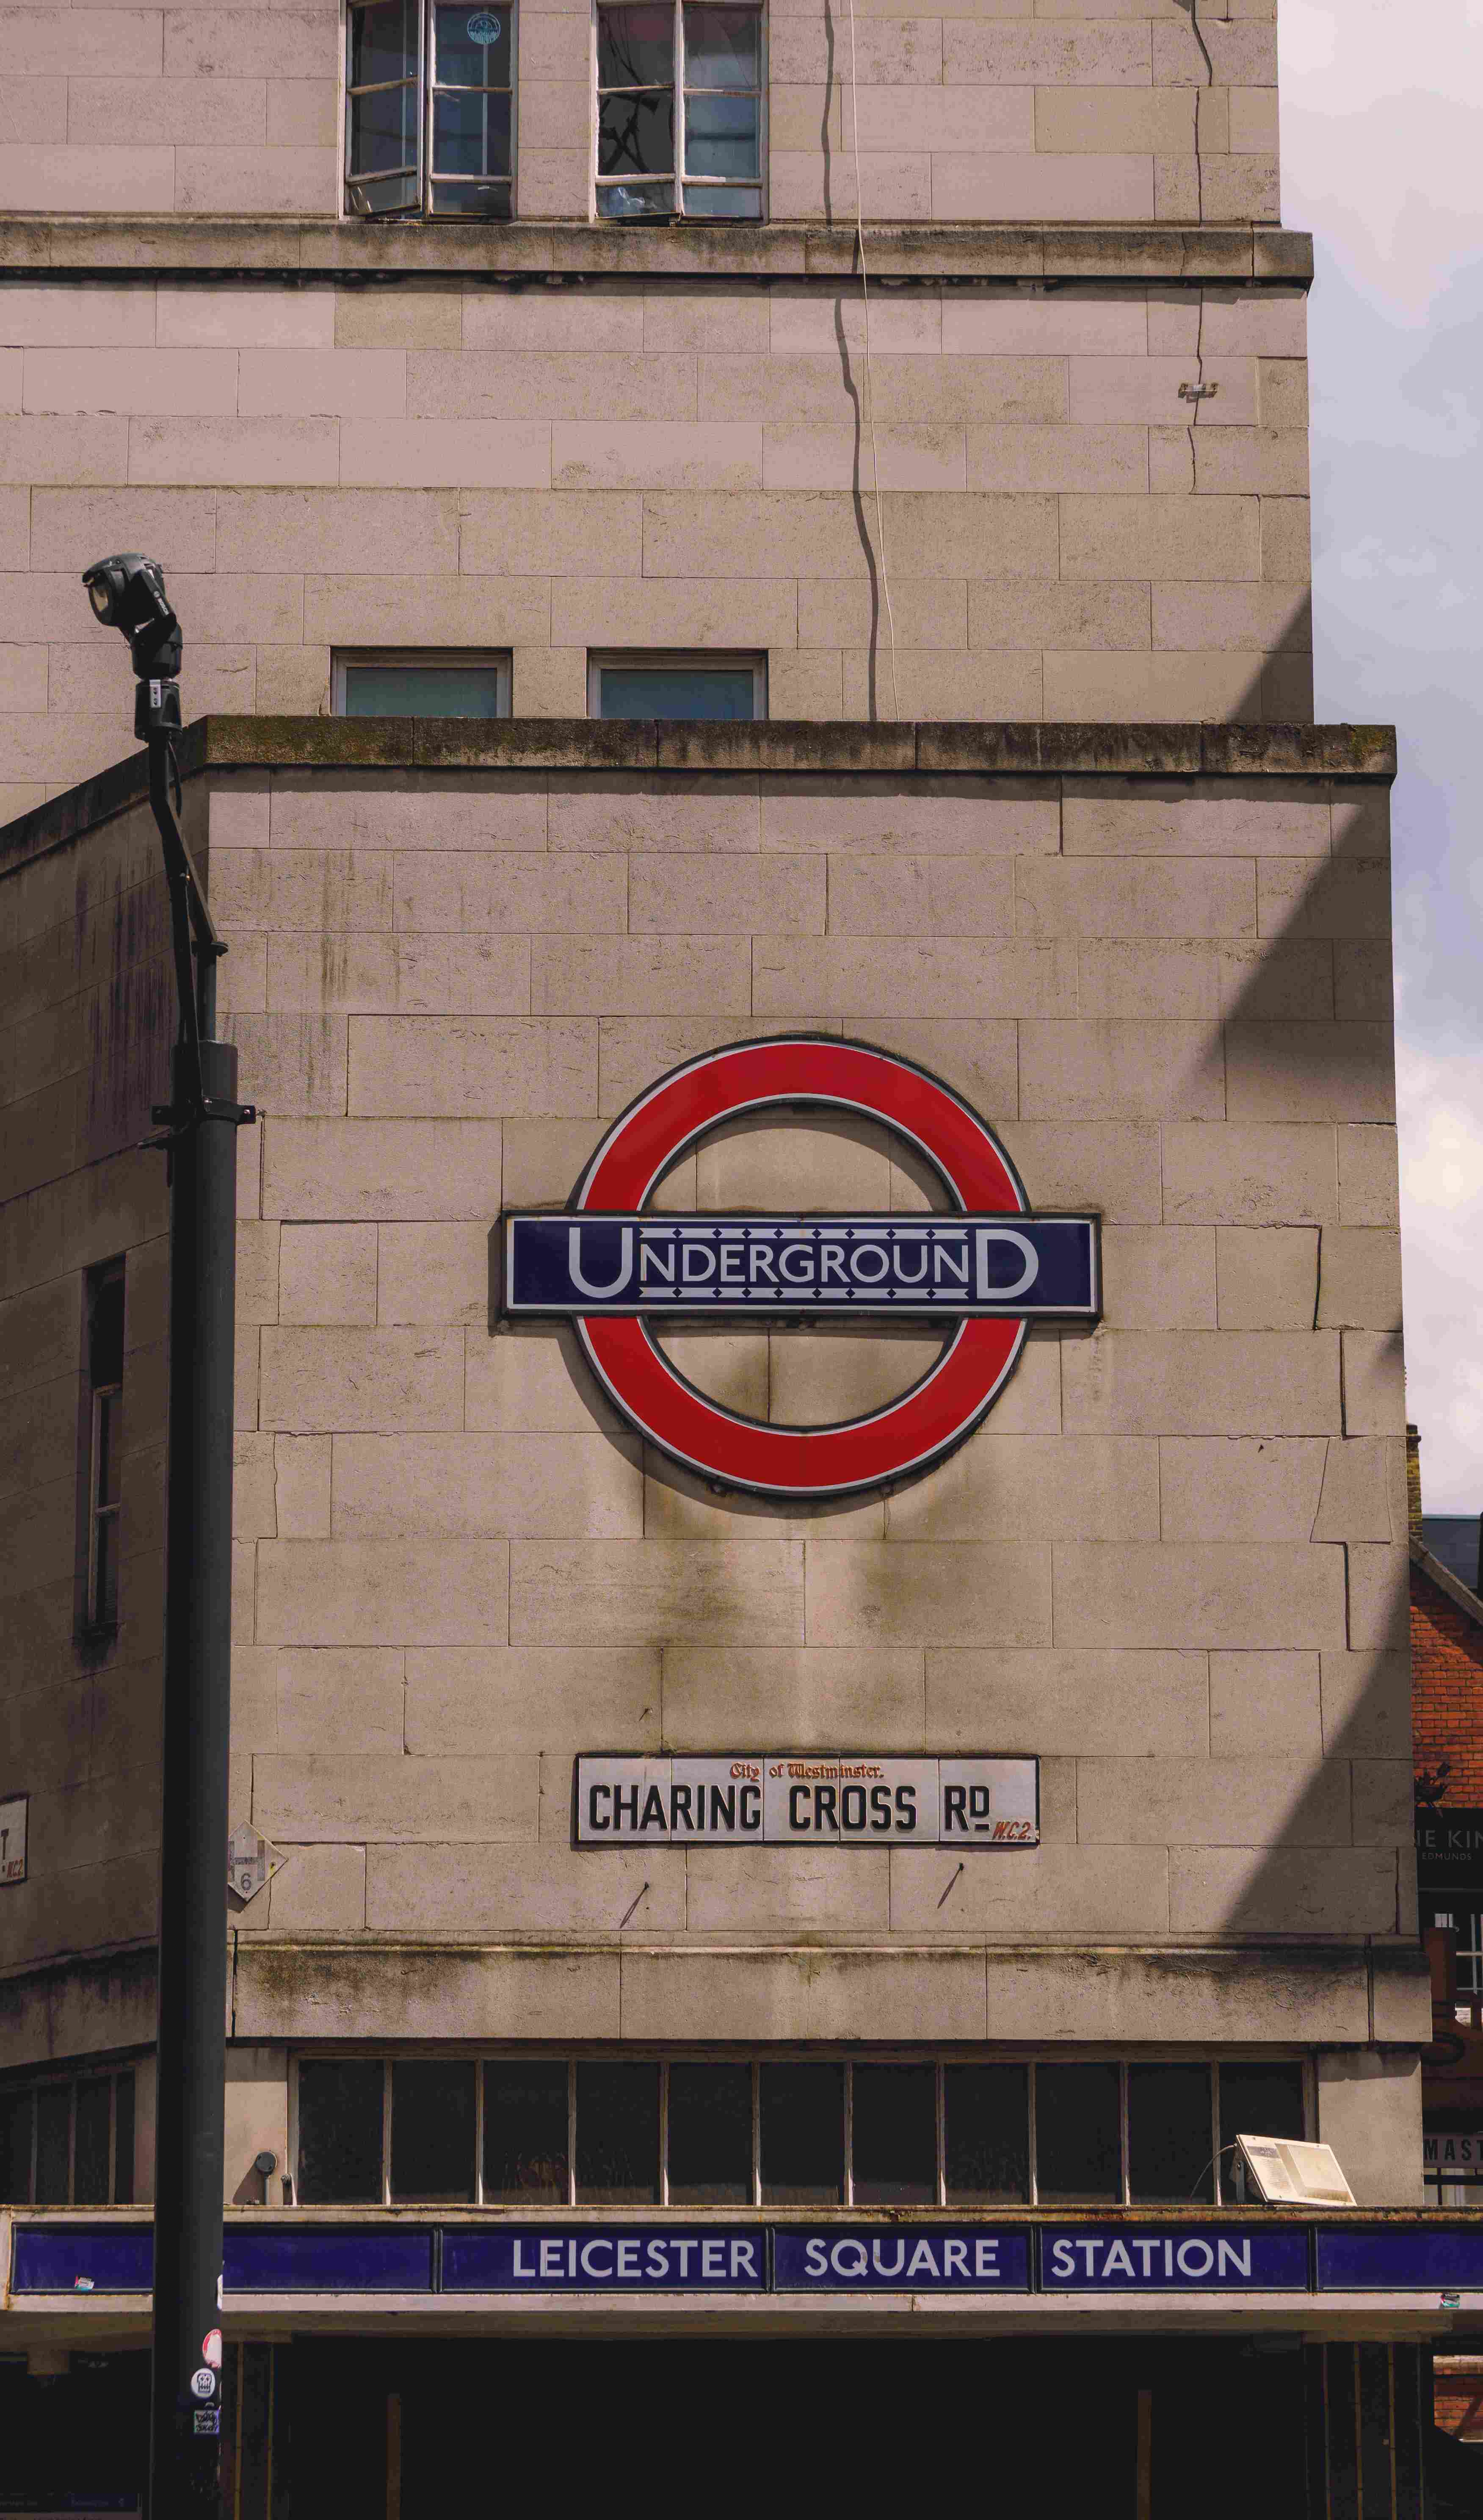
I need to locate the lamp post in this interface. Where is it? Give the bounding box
[83,558,254,2517]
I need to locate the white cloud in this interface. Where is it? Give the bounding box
[1282,1,1483,1512]
[1397,1046,1483,1508]
[1282,3,1483,314]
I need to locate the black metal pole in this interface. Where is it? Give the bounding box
[147,761,238,2516]
[81,560,251,2517]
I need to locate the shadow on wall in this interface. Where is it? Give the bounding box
[1187,827,1408,1940]
[511,796,1410,1954]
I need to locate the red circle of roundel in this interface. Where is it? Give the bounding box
[572,1036,1029,1501]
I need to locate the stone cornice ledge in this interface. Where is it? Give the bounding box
[0,719,1398,880]
[0,216,1313,288]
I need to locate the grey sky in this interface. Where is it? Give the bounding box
[1281,0,1483,1508]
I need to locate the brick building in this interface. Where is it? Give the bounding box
[0,0,1469,2512]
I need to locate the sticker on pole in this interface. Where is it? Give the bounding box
[190,2368,216,2401]
[500,1035,1100,1500]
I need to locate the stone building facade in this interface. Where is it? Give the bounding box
[0,0,1455,2510]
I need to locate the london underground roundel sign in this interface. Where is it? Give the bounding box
[502,1035,1100,1502]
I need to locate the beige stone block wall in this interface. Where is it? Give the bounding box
[0,0,1277,224]
[189,749,1417,2024]
[0,277,1309,809]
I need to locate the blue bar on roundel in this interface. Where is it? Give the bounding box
[503,1214,1100,1319]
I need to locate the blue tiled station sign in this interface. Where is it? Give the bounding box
[1040,2227,1310,2291]
[14,2221,1483,2299]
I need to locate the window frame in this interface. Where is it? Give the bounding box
[287,2048,1313,2211]
[345,0,517,221]
[587,648,768,721]
[331,649,514,719]
[0,2068,137,2208]
[592,0,766,224]
[80,1257,124,1640]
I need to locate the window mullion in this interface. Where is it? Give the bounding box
[674,0,685,198]
[420,0,431,214]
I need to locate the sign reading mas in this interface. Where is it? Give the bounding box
[502,1036,1099,1500]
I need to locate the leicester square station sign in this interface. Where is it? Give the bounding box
[501,1035,1101,1499]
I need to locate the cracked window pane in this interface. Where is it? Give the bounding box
[683,4,758,86]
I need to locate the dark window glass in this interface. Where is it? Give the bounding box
[1035,2063,1121,2205]
[684,90,758,179]
[390,2060,476,2204]
[759,2064,844,2206]
[598,90,675,177]
[342,662,506,718]
[436,0,510,83]
[297,2060,384,2204]
[346,0,420,212]
[483,2063,569,2204]
[431,178,511,214]
[35,2086,71,2205]
[350,0,417,90]
[682,183,760,216]
[0,2091,33,2204]
[86,1261,124,1631]
[598,5,674,85]
[347,80,419,175]
[73,2079,112,2207]
[597,664,757,721]
[668,2064,751,2205]
[576,2063,660,2204]
[113,2072,135,2205]
[1219,2061,1305,2170]
[429,1,512,213]
[944,2064,1029,2205]
[852,2064,936,2206]
[1128,2064,1213,2204]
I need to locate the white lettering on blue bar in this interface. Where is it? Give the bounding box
[502,1212,1100,1319]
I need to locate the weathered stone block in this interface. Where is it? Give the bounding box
[1054,1541,1346,1649]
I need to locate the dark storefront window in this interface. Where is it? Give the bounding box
[288,2052,1306,2208]
[483,2062,569,2202]
[1035,2064,1122,2206]
[668,2063,752,2205]
[391,2060,476,2203]
[944,2064,1029,2205]
[576,2063,660,2204]
[0,2071,136,2206]
[759,2064,844,2205]
[297,2060,385,2205]
[1218,2061,1306,2170]
[1129,2064,1215,2204]
[852,2064,936,2206]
